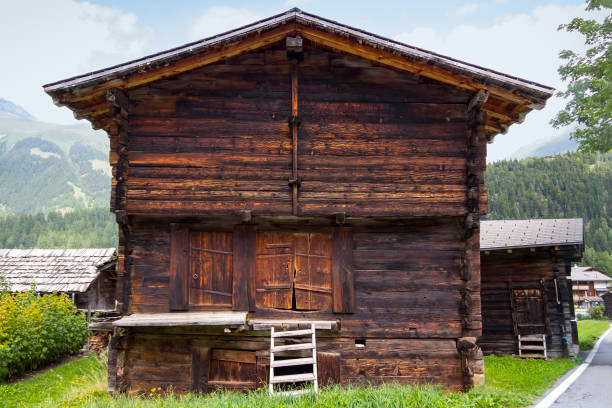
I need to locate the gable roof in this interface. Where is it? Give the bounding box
[480,219,583,251]
[571,267,611,282]
[43,8,553,138]
[0,248,116,293]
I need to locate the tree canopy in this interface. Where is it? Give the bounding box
[551,0,611,153]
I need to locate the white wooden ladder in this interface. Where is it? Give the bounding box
[269,323,318,396]
[518,334,547,359]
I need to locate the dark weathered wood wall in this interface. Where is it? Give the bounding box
[479,248,578,357]
[120,42,473,217]
[107,40,487,393]
[77,268,116,312]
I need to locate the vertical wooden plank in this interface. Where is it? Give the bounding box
[332,226,354,313]
[169,224,189,311]
[290,62,300,215]
[233,225,256,311]
[295,232,333,311]
[192,347,211,393]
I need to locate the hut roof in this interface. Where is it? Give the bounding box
[571,267,611,282]
[43,8,553,139]
[0,248,116,293]
[480,219,583,251]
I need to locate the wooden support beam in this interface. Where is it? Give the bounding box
[289,62,300,216]
[468,90,489,112]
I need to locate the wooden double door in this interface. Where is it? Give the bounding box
[255,231,333,311]
[512,287,548,335]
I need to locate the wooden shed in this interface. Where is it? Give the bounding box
[43,9,553,393]
[479,219,583,358]
[0,248,116,312]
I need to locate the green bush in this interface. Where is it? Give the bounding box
[0,290,89,381]
[588,305,606,320]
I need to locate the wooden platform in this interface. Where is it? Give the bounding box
[113,311,247,327]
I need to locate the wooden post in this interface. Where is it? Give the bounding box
[289,62,300,215]
[107,327,130,394]
[460,97,487,390]
[107,88,131,315]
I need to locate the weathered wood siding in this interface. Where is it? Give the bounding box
[120,217,467,390]
[479,248,577,357]
[109,41,485,393]
[119,42,471,217]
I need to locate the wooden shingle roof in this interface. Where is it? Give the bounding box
[480,219,583,251]
[0,248,116,293]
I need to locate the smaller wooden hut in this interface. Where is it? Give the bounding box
[479,219,583,358]
[0,248,117,312]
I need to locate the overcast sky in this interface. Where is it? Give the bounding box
[0,0,598,161]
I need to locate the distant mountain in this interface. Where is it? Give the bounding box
[507,131,578,160]
[0,105,110,216]
[0,98,36,120]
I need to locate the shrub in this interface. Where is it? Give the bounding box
[588,305,606,320]
[0,290,88,381]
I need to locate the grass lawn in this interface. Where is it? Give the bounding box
[0,354,579,408]
[577,320,611,350]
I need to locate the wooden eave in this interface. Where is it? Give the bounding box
[43,8,554,138]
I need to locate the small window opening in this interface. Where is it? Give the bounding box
[355,339,366,348]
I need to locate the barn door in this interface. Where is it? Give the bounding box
[189,231,233,307]
[255,232,294,309]
[512,288,546,335]
[255,231,336,311]
[294,233,333,311]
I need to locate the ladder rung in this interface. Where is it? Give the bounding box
[274,389,311,397]
[271,343,314,352]
[271,357,314,368]
[519,335,546,341]
[270,373,316,384]
[520,345,545,350]
[520,353,546,359]
[272,329,314,338]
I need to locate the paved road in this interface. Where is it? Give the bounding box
[552,328,612,407]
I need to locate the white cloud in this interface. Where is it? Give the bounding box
[457,3,478,15]
[0,0,149,124]
[395,3,596,161]
[189,6,263,40]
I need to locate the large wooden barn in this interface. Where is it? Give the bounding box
[479,219,583,358]
[44,9,553,393]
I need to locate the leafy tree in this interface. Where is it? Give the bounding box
[551,0,611,152]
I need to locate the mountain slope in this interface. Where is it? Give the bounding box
[0,107,110,215]
[0,98,36,120]
[485,151,612,276]
[507,131,578,160]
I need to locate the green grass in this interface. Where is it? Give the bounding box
[0,354,579,408]
[577,320,610,350]
[0,353,107,408]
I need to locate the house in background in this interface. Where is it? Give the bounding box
[571,265,611,312]
[479,219,583,358]
[44,9,552,394]
[0,248,117,313]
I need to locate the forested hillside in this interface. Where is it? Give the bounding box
[0,109,110,215]
[0,208,116,248]
[485,151,612,276]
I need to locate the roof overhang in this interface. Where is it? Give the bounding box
[43,8,554,139]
